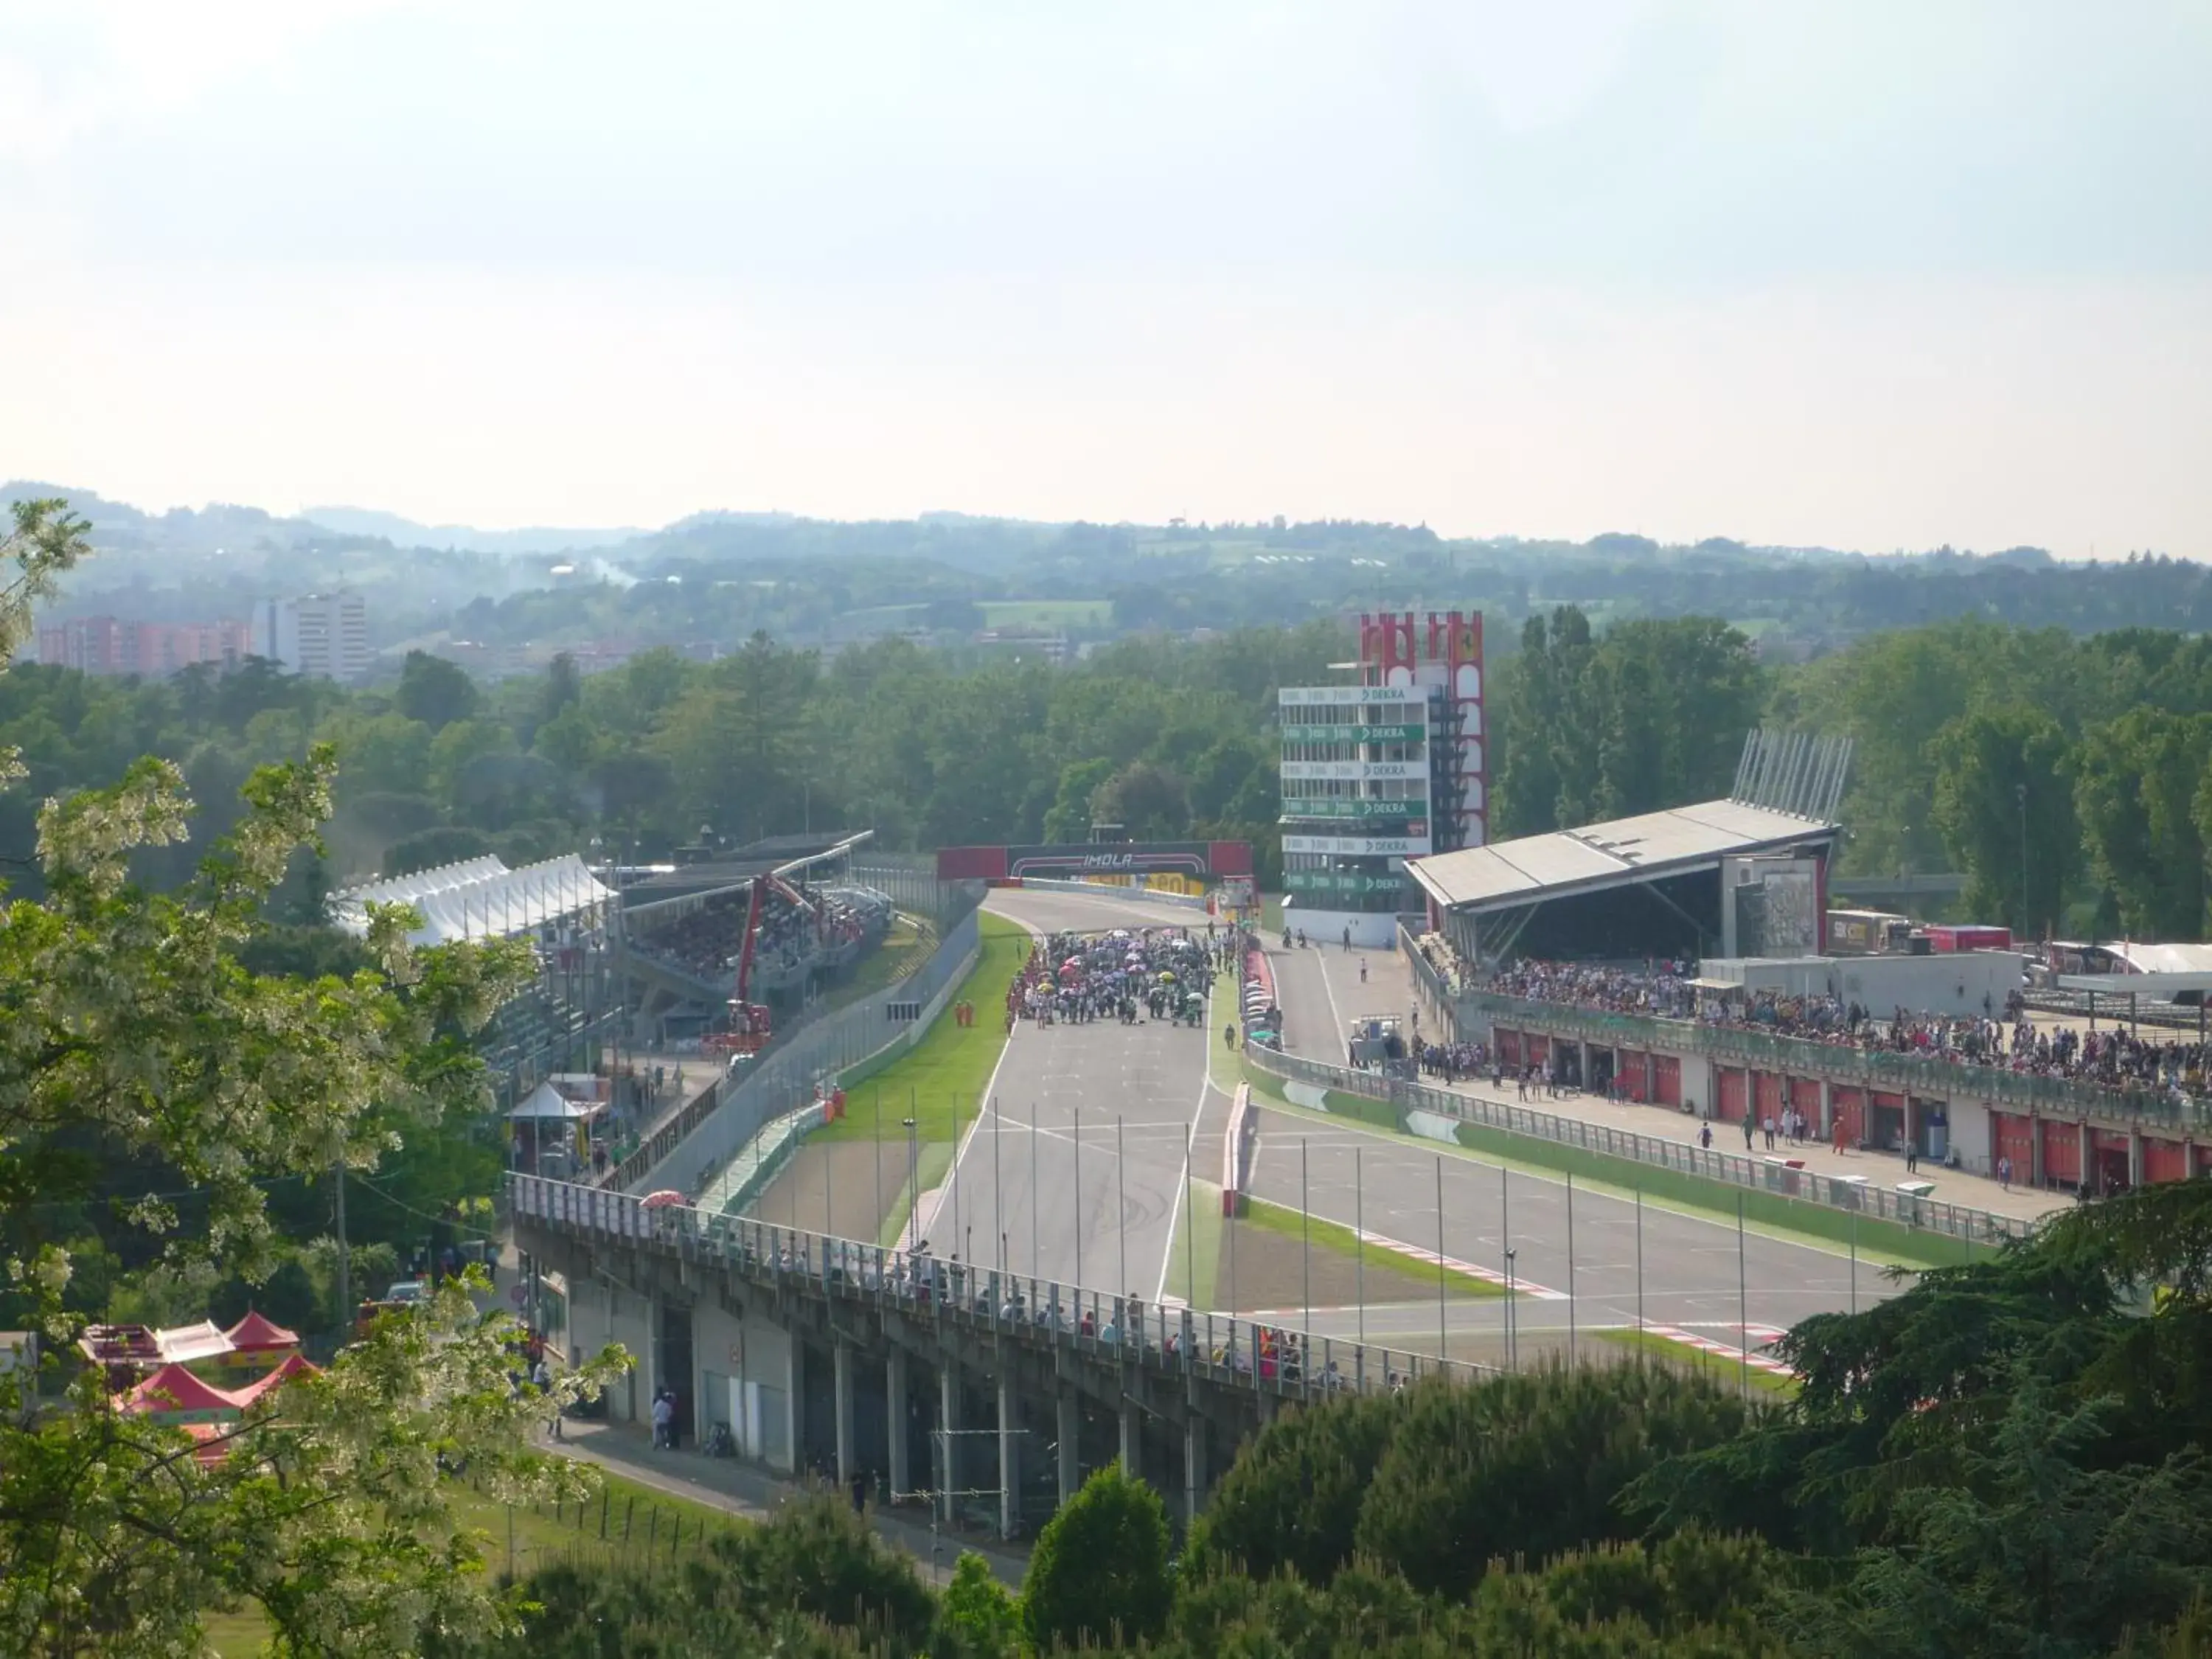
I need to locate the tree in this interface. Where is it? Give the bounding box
[1090,759,1190,842]
[1183,1388,1400,1586]
[1930,706,2081,937]
[1042,757,1117,844]
[935,1551,1020,1657]
[383,824,495,876]
[538,650,582,730]
[1354,1365,1749,1601]
[2075,709,2212,939]
[1021,1465,1173,1652]
[1493,606,1599,835]
[0,499,629,1654]
[394,648,481,731]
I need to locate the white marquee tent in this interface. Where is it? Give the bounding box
[330,853,614,947]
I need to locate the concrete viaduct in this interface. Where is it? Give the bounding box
[512,1174,1481,1539]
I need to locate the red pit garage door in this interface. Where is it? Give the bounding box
[1830,1086,1866,1149]
[1619,1050,1652,1102]
[1753,1071,1785,1129]
[1526,1035,1551,1071]
[1717,1068,1748,1124]
[1652,1054,1683,1107]
[2042,1121,2084,1188]
[2143,1136,2189,1185]
[1992,1113,2037,1180]
[1789,1076,1821,1132]
[1495,1029,1521,1068]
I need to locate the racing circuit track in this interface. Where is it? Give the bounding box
[922,886,1233,1309]
[928,886,1899,1365]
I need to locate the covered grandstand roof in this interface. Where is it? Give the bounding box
[1406,799,1838,915]
[329,853,612,946]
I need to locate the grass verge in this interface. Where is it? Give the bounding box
[817,911,1029,1144]
[1238,1057,1987,1273]
[1594,1326,1798,1398]
[1240,1195,1508,1299]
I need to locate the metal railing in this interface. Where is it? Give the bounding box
[1452,988,2212,1135]
[512,1172,1494,1404]
[1242,1042,2036,1246]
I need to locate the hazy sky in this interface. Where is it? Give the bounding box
[1,1,2205,554]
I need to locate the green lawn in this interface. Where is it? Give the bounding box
[1240,1196,1508,1299]
[1594,1326,1798,1397]
[204,1467,739,1655]
[818,909,1030,1145]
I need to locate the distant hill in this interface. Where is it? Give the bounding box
[2,481,321,553]
[299,507,648,557]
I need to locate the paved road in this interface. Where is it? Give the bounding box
[1241,1105,1888,1361]
[916,888,1231,1304]
[1258,931,1905,1360]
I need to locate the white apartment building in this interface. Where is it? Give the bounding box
[251,591,369,681]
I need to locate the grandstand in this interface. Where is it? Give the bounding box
[329,853,620,1097]
[616,834,900,1045]
[1406,731,1849,967]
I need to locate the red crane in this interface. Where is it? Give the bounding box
[702,876,776,1057]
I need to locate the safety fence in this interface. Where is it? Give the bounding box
[627,908,982,1197]
[1242,1042,2036,1247]
[512,1172,1498,1408]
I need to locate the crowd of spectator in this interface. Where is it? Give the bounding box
[1472,953,2211,1105]
[635,885,890,984]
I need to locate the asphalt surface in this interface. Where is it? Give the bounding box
[919,888,1233,1304]
[911,891,1905,1366]
[1241,1105,1890,1361]
[1257,932,1905,1360]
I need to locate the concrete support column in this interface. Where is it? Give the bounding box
[1818,1078,1834,1140]
[998,1371,1019,1541]
[782,1334,799,1475]
[2080,1121,2093,1194]
[1118,1399,1138,1478]
[1578,1038,1590,1088]
[2031,1115,2045,1188]
[833,1338,855,1489]
[1056,1391,1079,1507]
[886,1349,910,1501]
[1183,1416,1205,1525]
[2130,1130,2145,1189]
[939,1360,961,1525]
